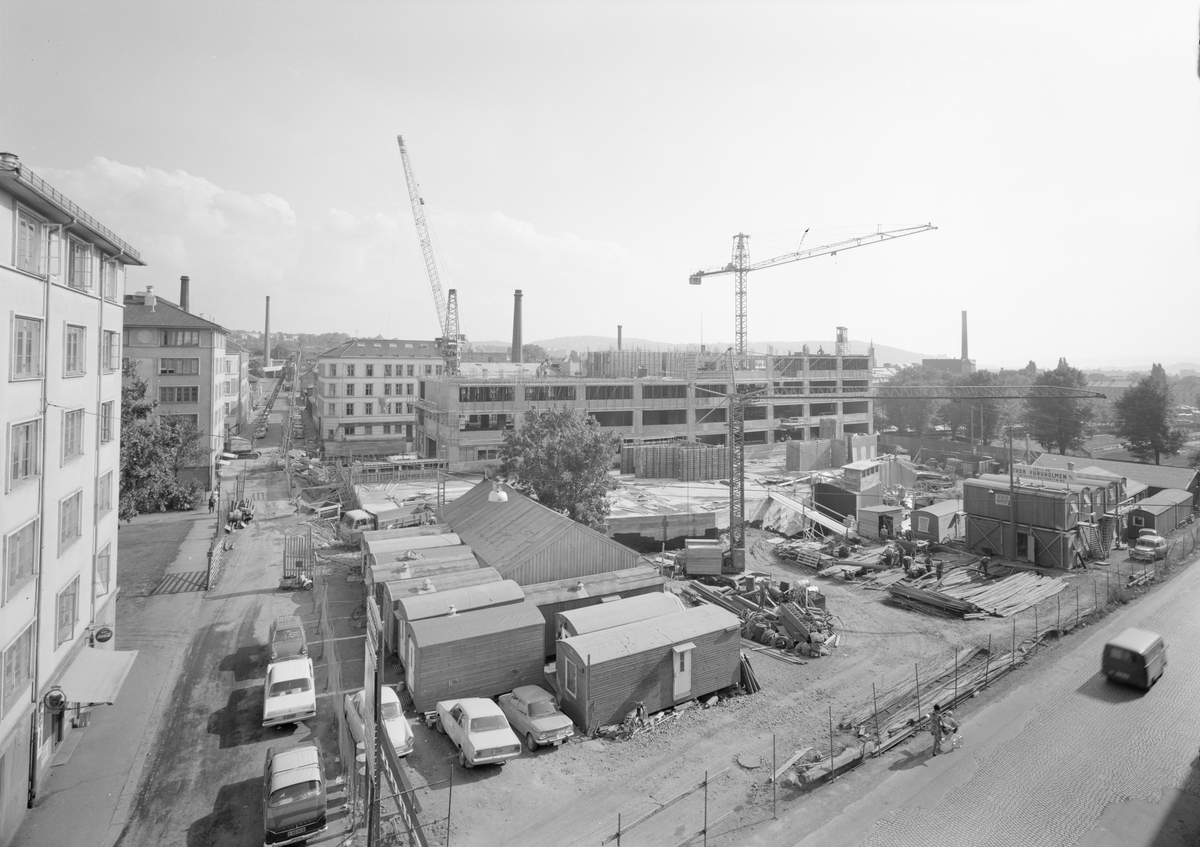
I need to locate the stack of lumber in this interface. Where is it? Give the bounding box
[861,569,908,591]
[940,571,1066,617]
[886,582,976,617]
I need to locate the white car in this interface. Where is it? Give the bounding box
[436,698,521,768]
[263,657,317,728]
[497,686,575,751]
[343,687,413,757]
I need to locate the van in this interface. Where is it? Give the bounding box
[269,614,308,662]
[1102,627,1167,690]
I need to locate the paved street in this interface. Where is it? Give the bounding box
[772,561,1200,847]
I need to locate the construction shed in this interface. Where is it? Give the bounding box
[402,601,546,713]
[855,504,903,541]
[555,604,742,734]
[362,532,463,562]
[521,567,667,658]
[910,499,963,543]
[555,592,684,641]
[365,552,479,590]
[439,479,641,585]
[392,578,524,660]
[381,567,503,655]
[359,524,452,548]
[1128,489,1195,536]
[962,477,1079,568]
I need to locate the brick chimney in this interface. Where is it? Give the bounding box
[179,276,190,313]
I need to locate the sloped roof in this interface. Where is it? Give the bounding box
[320,338,442,359]
[1137,489,1194,507]
[123,293,229,332]
[556,592,683,636]
[396,579,525,622]
[521,567,665,606]
[1033,454,1198,492]
[407,600,545,648]
[559,604,739,665]
[440,479,637,572]
[912,498,964,518]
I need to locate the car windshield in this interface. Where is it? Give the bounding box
[268,780,320,807]
[274,628,303,642]
[382,702,402,721]
[470,715,508,732]
[528,701,556,717]
[269,678,312,697]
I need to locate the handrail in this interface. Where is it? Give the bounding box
[14,166,142,261]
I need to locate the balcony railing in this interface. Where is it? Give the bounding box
[12,166,142,261]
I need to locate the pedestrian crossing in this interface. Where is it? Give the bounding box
[148,570,209,595]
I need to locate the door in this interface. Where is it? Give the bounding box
[672,643,695,700]
[405,640,416,692]
[1016,531,1036,563]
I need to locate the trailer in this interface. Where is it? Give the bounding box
[393,579,525,661]
[365,554,480,591]
[555,592,684,642]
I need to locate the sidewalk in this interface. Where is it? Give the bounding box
[11,510,216,847]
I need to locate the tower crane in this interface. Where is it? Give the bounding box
[398,135,463,376]
[689,224,937,365]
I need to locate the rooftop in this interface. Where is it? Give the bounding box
[321,339,442,360]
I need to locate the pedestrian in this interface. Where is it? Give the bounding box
[208,490,217,514]
[980,555,991,578]
[930,704,945,756]
[935,560,944,581]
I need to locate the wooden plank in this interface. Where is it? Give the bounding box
[771,746,813,782]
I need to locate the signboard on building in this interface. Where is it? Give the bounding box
[1014,464,1076,485]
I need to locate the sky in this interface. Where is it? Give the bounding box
[3,1,1198,370]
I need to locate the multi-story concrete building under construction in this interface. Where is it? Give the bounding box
[416,349,875,471]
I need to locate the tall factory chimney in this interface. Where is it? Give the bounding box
[264,296,272,369]
[961,310,968,361]
[179,276,190,313]
[511,289,523,364]
[617,325,623,352]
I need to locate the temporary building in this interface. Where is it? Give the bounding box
[910,499,963,543]
[439,479,640,585]
[365,551,479,590]
[380,567,502,655]
[402,601,546,713]
[520,566,667,658]
[1128,489,1195,537]
[359,524,452,548]
[855,505,903,541]
[556,604,741,733]
[555,592,684,641]
[362,532,462,561]
[392,578,524,660]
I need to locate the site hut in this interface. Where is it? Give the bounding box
[361,531,463,564]
[682,538,724,576]
[365,552,480,592]
[381,567,502,656]
[394,579,525,662]
[1128,489,1195,537]
[555,592,685,642]
[403,601,547,713]
[555,604,742,734]
[359,522,452,549]
[438,479,642,585]
[962,476,1086,567]
[520,566,668,658]
[910,498,964,544]
[855,504,903,541]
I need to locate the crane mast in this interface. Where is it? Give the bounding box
[398,135,460,374]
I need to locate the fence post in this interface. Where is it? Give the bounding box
[984,635,992,688]
[1011,618,1016,669]
[872,683,881,746]
[914,664,922,726]
[703,771,709,847]
[772,736,777,819]
[1056,596,1061,635]
[827,707,835,783]
[447,766,454,847]
[1033,606,1039,655]
[953,649,958,705]
[616,813,620,847]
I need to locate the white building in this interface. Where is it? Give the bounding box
[0,152,143,839]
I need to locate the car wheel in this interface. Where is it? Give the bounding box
[459,749,471,769]
[436,720,445,735]
[525,733,538,753]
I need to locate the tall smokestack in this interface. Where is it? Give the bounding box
[179,275,190,313]
[264,296,272,369]
[511,289,523,364]
[617,325,623,352]
[961,310,968,360]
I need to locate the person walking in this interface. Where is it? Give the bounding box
[929,704,945,756]
[208,490,217,514]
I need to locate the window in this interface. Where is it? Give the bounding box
[436,365,443,376]
[95,544,111,596]
[16,209,44,274]
[97,471,113,515]
[565,660,578,696]
[364,383,374,396]
[9,419,41,485]
[917,515,930,533]
[364,403,373,416]
[383,424,392,434]
[643,384,688,400]
[366,364,374,377]
[159,358,200,375]
[103,331,120,371]
[102,260,120,300]
[159,386,199,403]
[326,383,337,397]
[327,429,335,439]
[100,401,114,443]
[161,330,200,346]
[424,365,432,376]
[346,365,356,377]
[64,325,86,375]
[345,384,356,397]
[406,383,414,395]
[384,364,393,377]
[406,403,414,414]
[345,425,356,436]
[586,385,633,401]
[2,625,34,717]
[363,425,373,435]
[59,491,82,551]
[56,576,79,646]
[345,404,355,416]
[5,520,38,600]
[67,239,92,290]
[63,409,84,462]
[327,403,335,415]
[384,383,392,396]
[327,364,337,378]
[406,365,414,377]
[1132,515,1145,527]
[12,316,43,378]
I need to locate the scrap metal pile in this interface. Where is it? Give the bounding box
[682,578,837,659]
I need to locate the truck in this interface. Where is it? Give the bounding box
[336,502,432,546]
[224,436,261,460]
[434,698,522,768]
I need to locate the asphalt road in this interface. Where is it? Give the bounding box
[773,558,1200,847]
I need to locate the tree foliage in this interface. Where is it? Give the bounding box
[1024,358,1096,455]
[1113,376,1187,465]
[875,365,948,436]
[499,407,621,529]
[937,370,1012,442]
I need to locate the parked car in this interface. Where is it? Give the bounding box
[263,741,327,846]
[269,614,308,662]
[497,686,574,752]
[435,697,521,768]
[256,426,269,439]
[343,687,413,757]
[1130,531,1167,562]
[263,657,317,728]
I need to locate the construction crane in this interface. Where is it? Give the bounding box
[398,135,462,376]
[715,377,1105,572]
[689,224,937,365]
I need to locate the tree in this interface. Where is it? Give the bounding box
[937,370,1008,442]
[1024,358,1096,455]
[499,407,621,529]
[876,365,948,436]
[1113,376,1188,465]
[1150,362,1169,387]
[514,343,549,363]
[1021,360,1038,377]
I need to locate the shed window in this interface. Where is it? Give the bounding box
[917,516,930,533]
[1132,515,1144,527]
[565,660,578,696]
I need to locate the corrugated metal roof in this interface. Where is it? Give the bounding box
[397,580,525,621]
[1137,489,1194,507]
[408,601,545,648]
[558,593,684,635]
[913,499,963,518]
[440,479,638,575]
[560,604,739,665]
[521,567,664,606]
[1033,454,1198,492]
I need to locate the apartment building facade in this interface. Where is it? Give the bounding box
[416,351,876,471]
[0,152,144,840]
[315,339,444,456]
[122,283,240,489]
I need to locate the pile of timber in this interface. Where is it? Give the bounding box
[886,582,976,617]
[940,570,1067,617]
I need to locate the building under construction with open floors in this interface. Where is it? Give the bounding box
[415,348,877,471]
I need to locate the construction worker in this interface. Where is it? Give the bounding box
[935,560,944,581]
[980,555,992,578]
